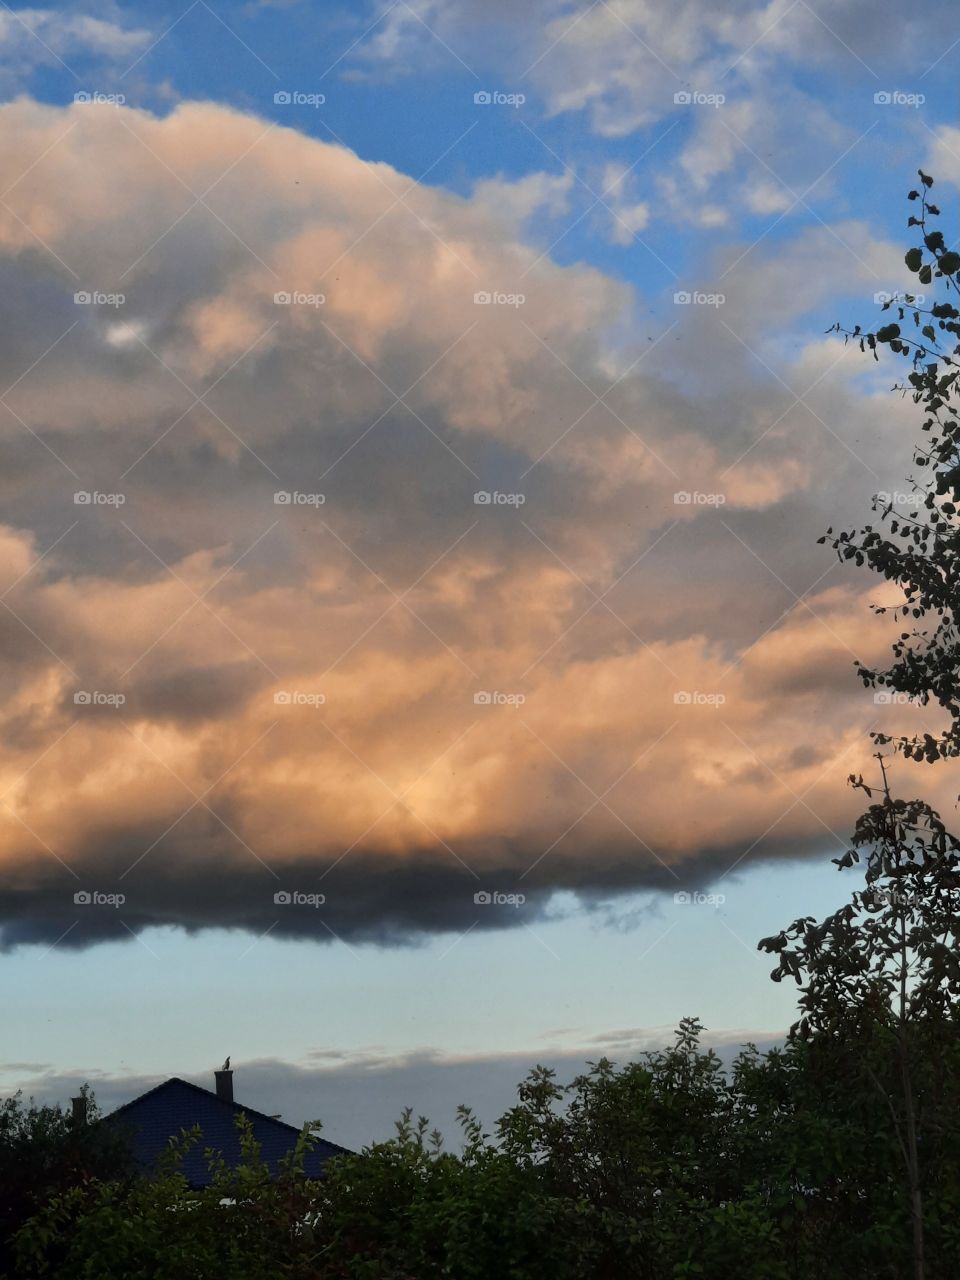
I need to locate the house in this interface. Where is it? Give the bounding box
[101,1066,351,1187]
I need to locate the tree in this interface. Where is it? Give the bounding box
[0,1085,134,1278]
[15,1023,960,1277]
[760,172,960,1280]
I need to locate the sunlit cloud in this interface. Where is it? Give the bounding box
[0,97,939,948]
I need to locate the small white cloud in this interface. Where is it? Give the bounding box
[103,320,148,349]
[471,169,574,231]
[599,163,650,244]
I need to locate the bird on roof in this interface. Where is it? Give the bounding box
[221,1056,230,1071]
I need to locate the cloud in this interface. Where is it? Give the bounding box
[351,0,954,126]
[1,1027,786,1148]
[924,126,960,190]
[471,169,575,234]
[348,0,951,230]
[0,8,151,92]
[0,98,934,950]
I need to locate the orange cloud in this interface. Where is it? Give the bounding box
[0,99,926,946]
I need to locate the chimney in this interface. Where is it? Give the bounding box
[71,1095,87,1125]
[214,1069,234,1104]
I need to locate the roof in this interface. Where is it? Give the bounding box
[104,1076,352,1187]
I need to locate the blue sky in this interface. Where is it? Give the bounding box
[2,0,960,1144]
[17,2,951,306]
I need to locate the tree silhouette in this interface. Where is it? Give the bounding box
[761,173,960,1280]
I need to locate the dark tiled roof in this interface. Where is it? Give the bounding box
[104,1077,351,1187]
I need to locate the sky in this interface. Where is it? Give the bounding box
[2,0,960,1147]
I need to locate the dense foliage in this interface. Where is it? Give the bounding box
[9,1018,960,1279]
[0,1086,134,1278]
[8,176,960,1278]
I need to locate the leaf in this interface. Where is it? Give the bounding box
[905,247,923,272]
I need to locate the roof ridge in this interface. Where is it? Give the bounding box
[105,1075,352,1153]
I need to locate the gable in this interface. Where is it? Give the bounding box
[105,1078,349,1187]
